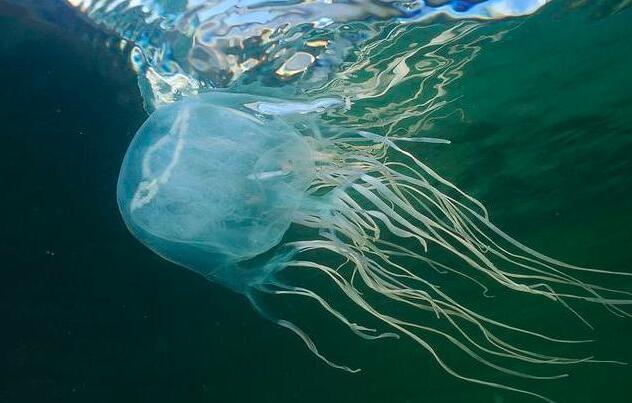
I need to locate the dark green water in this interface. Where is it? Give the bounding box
[1,2,631,403]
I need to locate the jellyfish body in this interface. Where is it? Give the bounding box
[118,91,631,401]
[117,92,317,290]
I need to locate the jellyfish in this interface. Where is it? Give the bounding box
[117,91,631,402]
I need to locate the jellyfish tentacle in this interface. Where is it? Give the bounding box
[287,238,585,363]
[296,189,598,351]
[335,130,632,310]
[350,242,600,364]
[278,319,362,374]
[286,238,600,367]
[368,240,599,347]
[247,288,361,374]
[273,286,399,341]
[441,194,632,303]
[263,125,632,400]
[279,257,559,403]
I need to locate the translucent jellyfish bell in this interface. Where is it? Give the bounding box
[118,93,315,289]
[118,91,632,401]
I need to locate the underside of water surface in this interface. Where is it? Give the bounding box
[60,0,630,108]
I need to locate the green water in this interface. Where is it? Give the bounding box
[1,2,631,403]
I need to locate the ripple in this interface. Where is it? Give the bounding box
[64,0,553,108]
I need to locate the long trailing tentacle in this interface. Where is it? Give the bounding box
[251,127,630,402]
